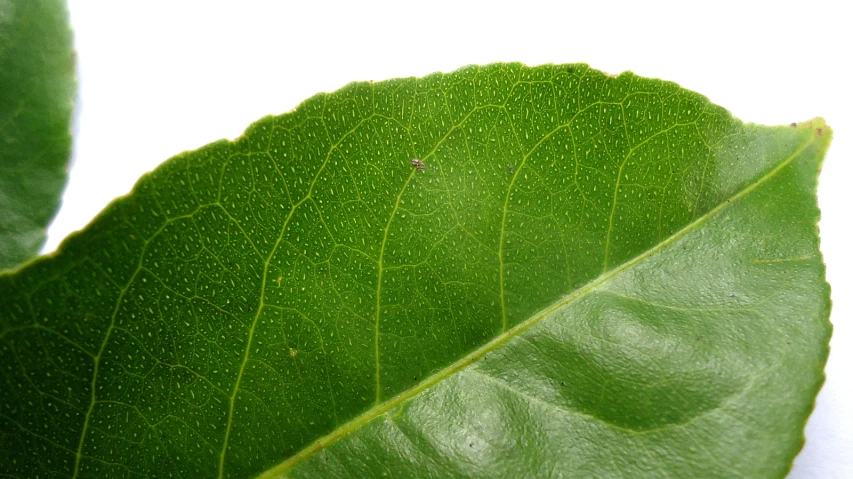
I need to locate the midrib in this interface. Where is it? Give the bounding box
[255,133,818,479]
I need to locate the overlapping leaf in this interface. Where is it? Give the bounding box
[0,64,830,478]
[0,0,75,270]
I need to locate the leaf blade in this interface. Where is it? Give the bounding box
[0,64,830,478]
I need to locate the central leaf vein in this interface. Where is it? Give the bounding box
[258,130,818,478]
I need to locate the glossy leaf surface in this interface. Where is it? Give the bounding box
[0,0,75,270]
[0,64,830,478]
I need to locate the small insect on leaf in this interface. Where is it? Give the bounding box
[410,158,426,171]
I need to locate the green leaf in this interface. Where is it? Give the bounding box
[0,64,830,478]
[0,0,75,270]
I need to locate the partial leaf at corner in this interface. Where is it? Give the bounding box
[0,0,75,270]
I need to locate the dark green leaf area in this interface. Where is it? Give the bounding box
[0,0,75,269]
[0,64,830,479]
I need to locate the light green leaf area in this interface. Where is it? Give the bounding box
[0,64,831,478]
[0,0,75,270]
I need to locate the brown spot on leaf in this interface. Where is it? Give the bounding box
[66,52,77,74]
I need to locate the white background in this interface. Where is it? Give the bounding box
[51,1,851,476]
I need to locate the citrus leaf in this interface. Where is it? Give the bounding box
[0,0,75,270]
[0,64,830,478]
